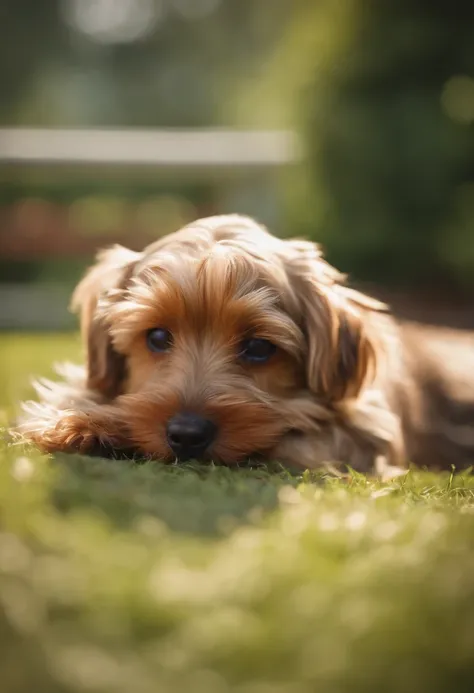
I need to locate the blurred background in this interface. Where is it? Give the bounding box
[1,0,474,332]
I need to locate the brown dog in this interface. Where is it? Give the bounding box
[18,214,474,474]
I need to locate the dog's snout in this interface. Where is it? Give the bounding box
[166,413,217,460]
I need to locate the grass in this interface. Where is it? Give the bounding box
[1,333,474,693]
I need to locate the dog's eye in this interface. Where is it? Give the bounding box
[146,328,173,353]
[239,338,276,363]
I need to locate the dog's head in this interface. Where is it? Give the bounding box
[72,215,385,463]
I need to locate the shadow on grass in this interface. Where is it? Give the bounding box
[32,449,474,538]
[49,453,310,536]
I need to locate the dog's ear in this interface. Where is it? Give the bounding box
[283,240,385,402]
[304,285,381,401]
[71,245,142,398]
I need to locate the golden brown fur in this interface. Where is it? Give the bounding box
[17,214,474,474]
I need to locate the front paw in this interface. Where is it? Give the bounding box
[29,413,120,456]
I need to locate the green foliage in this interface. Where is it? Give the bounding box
[2,332,474,692]
[289,0,474,292]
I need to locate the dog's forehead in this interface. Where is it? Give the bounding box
[117,234,304,345]
[134,232,289,299]
[123,216,308,322]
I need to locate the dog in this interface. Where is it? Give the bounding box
[18,214,474,475]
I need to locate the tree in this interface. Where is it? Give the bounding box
[4,0,474,296]
[294,0,474,293]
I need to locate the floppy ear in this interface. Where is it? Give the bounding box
[71,245,142,399]
[283,240,385,402]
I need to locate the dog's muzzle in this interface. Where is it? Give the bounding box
[166,412,217,461]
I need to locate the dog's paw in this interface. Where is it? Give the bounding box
[374,455,408,481]
[28,412,118,456]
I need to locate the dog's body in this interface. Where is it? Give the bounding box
[19,215,474,474]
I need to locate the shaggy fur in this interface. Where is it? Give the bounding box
[17,214,474,475]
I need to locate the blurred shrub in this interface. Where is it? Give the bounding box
[0,181,209,287]
[283,0,474,293]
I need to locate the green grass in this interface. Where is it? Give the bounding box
[1,333,474,693]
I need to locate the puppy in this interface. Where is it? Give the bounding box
[18,214,474,474]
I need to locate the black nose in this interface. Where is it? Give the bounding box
[166,413,217,460]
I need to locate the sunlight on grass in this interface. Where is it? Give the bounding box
[0,332,82,418]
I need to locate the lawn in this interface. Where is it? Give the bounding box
[1,333,474,693]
